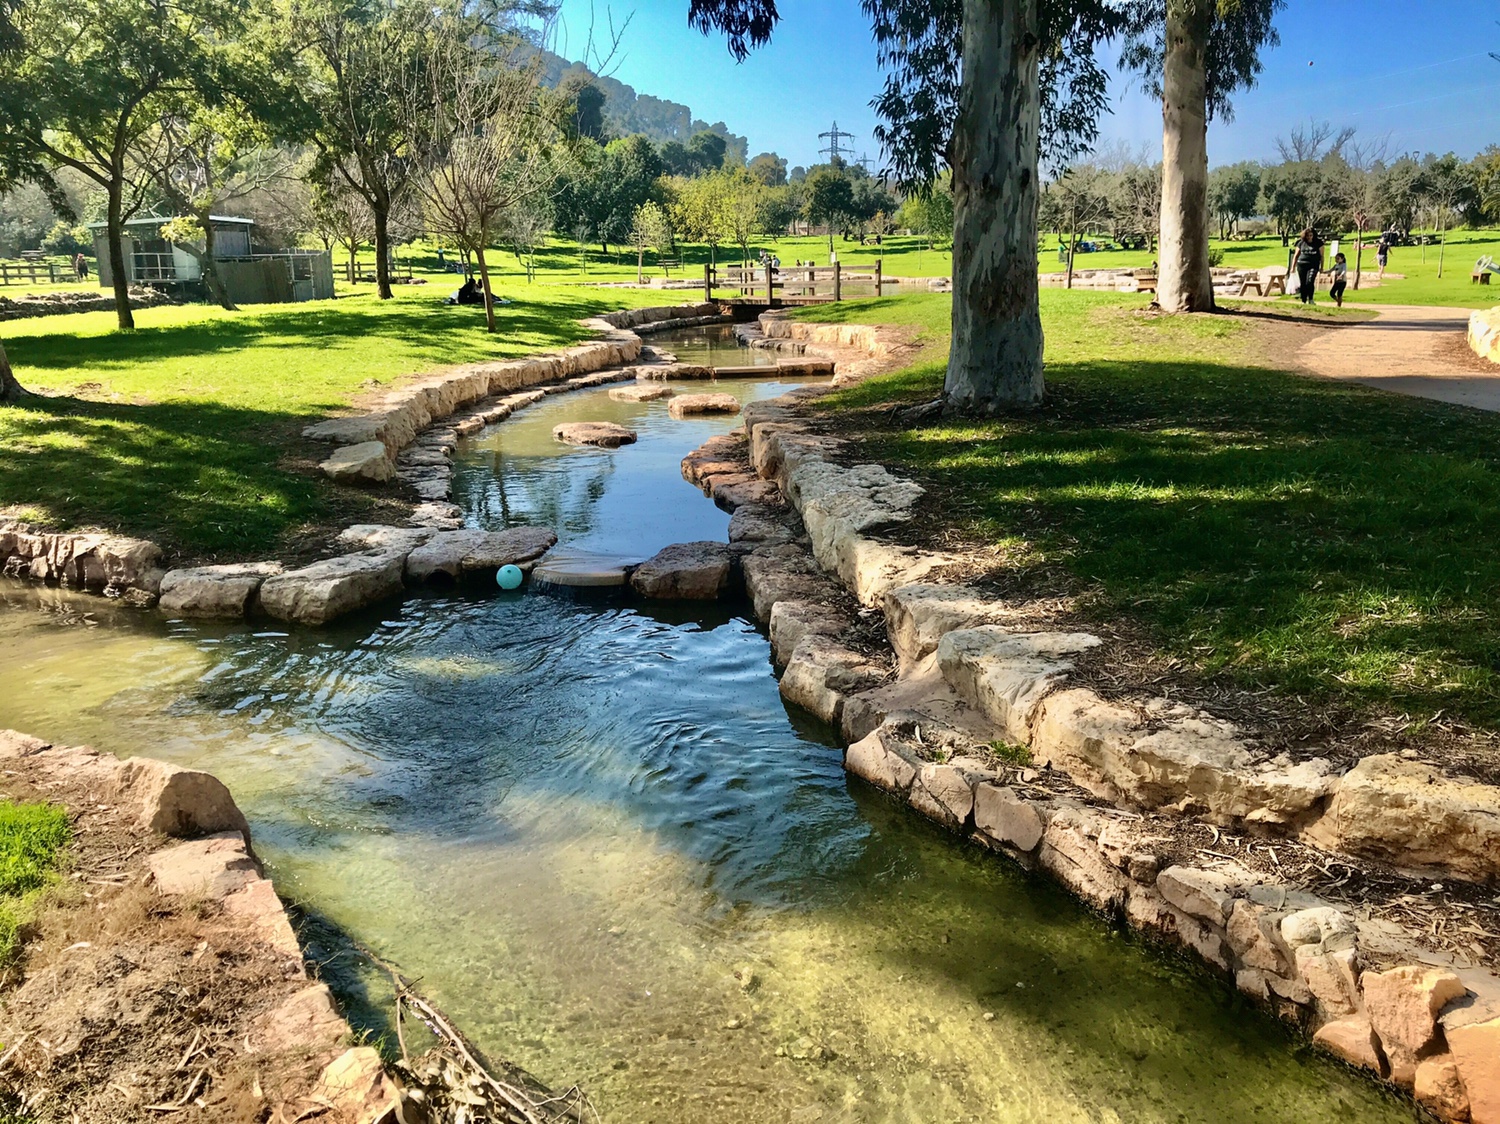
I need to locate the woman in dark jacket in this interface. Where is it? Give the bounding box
[1294,228,1324,304]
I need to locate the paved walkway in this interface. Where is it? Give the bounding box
[1296,304,1500,411]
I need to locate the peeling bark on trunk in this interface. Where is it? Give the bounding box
[106,184,136,331]
[198,218,237,311]
[0,341,25,405]
[944,0,1045,413]
[1157,0,1216,313]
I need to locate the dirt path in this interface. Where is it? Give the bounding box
[1297,303,1500,411]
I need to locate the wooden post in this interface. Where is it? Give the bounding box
[703,260,712,304]
[833,261,842,302]
[766,261,774,305]
[875,259,882,297]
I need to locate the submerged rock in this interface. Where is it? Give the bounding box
[554,421,638,448]
[609,384,675,402]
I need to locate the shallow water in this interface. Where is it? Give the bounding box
[0,375,1410,1123]
[645,324,778,369]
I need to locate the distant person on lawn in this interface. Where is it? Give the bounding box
[1377,230,1393,280]
[1330,252,1348,307]
[1294,228,1324,304]
[73,253,88,280]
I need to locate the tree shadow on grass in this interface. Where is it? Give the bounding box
[854,355,1500,726]
[0,394,345,558]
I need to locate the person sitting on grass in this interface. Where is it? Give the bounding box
[1329,252,1348,307]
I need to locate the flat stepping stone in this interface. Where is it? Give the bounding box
[259,551,406,625]
[532,549,634,588]
[609,384,675,402]
[159,562,283,618]
[668,393,741,419]
[630,541,734,601]
[553,422,638,448]
[405,527,557,583]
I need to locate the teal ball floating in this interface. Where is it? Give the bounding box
[496,564,524,590]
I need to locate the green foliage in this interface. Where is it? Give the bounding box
[1206,246,1225,267]
[989,741,1033,767]
[40,220,88,257]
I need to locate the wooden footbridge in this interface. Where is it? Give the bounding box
[705,260,885,307]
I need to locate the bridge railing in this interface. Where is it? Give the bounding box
[705,260,884,304]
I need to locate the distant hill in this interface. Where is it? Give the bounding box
[535,50,750,167]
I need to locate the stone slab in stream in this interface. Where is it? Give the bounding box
[259,551,407,625]
[608,384,675,402]
[405,527,558,583]
[668,393,741,419]
[553,421,639,448]
[630,541,734,600]
[158,561,284,618]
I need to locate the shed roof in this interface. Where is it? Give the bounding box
[86,215,256,230]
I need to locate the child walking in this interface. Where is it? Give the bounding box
[1330,252,1348,307]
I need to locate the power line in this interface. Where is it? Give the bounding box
[818,121,856,164]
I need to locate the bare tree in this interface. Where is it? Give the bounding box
[502,196,552,282]
[408,18,568,332]
[311,170,373,283]
[628,200,669,283]
[1049,163,1112,288]
[1276,119,1356,164]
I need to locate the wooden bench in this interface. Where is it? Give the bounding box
[1236,267,1288,297]
[1132,269,1157,294]
[18,250,43,263]
[658,257,680,276]
[1474,271,1492,285]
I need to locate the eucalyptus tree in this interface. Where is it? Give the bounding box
[0,0,251,329]
[1120,0,1283,312]
[0,0,27,401]
[689,0,1123,413]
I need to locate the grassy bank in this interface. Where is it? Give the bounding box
[0,284,667,559]
[807,291,1500,731]
[0,800,70,962]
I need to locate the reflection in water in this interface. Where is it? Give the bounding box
[646,324,779,369]
[0,379,1410,1124]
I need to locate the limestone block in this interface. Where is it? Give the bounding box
[1156,866,1237,924]
[973,784,1044,851]
[1036,807,1128,914]
[259,551,407,625]
[883,583,1017,670]
[1236,968,1271,1001]
[158,562,283,618]
[113,757,251,841]
[1303,754,1500,884]
[844,728,921,797]
[404,527,557,583]
[148,831,258,897]
[409,503,464,530]
[1361,965,1468,1084]
[778,635,884,726]
[740,544,830,623]
[553,421,638,448]
[840,663,990,745]
[1281,907,1357,954]
[1031,688,1335,828]
[630,541,733,600]
[1313,1017,1386,1075]
[713,476,781,512]
[223,877,302,959]
[1415,1053,1472,1122]
[728,504,796,547]
[1226,900,1286,974]
[312,1047,402,1124]
[336,525,436,554]
[320,441,395,485]
[1447,1017,1500,1124]
[610,383,674,402]
[1298,948,1362,1018]
[668,392,741,418]
[768,600,846,669]
[909,762,976,829]
[254,983,350,1055]
[683,434,748,489]
[937,627,1101,743]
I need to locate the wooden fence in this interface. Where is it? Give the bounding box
[706,260,884,304]
[0,261,68,286]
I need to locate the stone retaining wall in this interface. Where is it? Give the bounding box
[690,386,1500,1124]
[0,286,175,321]
[1469,306,1500,364]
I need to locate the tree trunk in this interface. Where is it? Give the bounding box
[0,341,25,404]
[943,0,1045,413]
[1065,203,1077,290]
[1157,0,1216,312]
[476,246,497,333]
[106,183,136,331]
[198,216,238,311]
[1438,221,1447,278]
[637,246,644,284]
[372,204,393,299]
[1353,220,1365,290]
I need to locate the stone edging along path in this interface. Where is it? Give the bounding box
[677,313,1500,1124]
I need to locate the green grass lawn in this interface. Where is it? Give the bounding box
[0,800,70,963]
[809,290,1500,732]
[0,283,668,560]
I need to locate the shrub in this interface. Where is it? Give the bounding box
[40,221,90,258]
[1207,247,1226,268]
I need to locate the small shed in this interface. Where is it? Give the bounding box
[88,216,334,303]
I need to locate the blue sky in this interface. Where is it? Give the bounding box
[553,0,1500,171]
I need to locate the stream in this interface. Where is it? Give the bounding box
[0,330,1410,1123]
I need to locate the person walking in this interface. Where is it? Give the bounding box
[1376,229,1393,281]
[1294,228,1324,304]
[1329,252,1348,307]
[73,253,88,281]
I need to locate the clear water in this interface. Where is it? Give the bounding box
[0,376,1409,1123]
[645,325,778,369]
